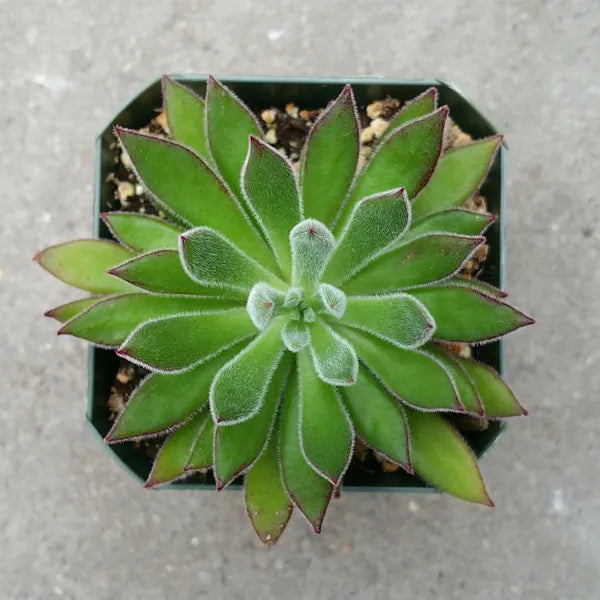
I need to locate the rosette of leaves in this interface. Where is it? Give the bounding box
[37,76,533,545]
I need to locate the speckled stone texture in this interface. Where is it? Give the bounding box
[1,0,599,598]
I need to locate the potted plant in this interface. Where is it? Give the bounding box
[36,75,533,545]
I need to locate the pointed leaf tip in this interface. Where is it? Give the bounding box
[242,135,301,275]
[244,433,293,546]
[412,134,503,219]
[300,85,359,226]
[410,285,533,344]
[335,106,447,233]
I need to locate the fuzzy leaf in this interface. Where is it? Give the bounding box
[339,327,460,411]
[105,343,245,442]
[279,372,333,532]
[245,433,293,546]
[335,107,447,233]
[214,353,292,487]
[35,240,135,294]
[101,212,182,252]
[425,345,483,414]
[405,407,493,505]
[281,319,310,352]
[145,410,208,488]
[284,287,303,308]
[447,276,507,299]
[341,365,410,467]
[298,349,354,484]
[342,233,484,295]
[242,137,301,275]
[323,188,411,287]
[411,136,502,220]
[205,76,263,202]
[409,285,534,343]
[44,297,103,323]
[162,76,210,160]
[302,307,316,322]
[340,294,434,349]
[309,320,358,386]
[315,284,347,319]
[185,417,215,471]
[115,128,277,271]
[457,356,527,417]
[59,293,238,347]
[290,219,335,293]
[246,283,285,330]
[404,209,494,242]
[300,85,359,226]
[118,308,256,373]
[180,228,285,294]
[108,249,245,298]
[210,317,286,424]
[377,87,438,146]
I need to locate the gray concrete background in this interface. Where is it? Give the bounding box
[1,0,599,598]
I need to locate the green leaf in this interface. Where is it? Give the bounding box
[334,107,447,233]
[342,233,484,295]
[299,85,359,226]
[106,343,245,442]
[309,319,358,386]
[180,227,286,294]
[290,220,335,293]
[405,407,493,505]
[44,297,103,323]
[35,240,136,294]
[341,365,409,468]
[185,417,215,471]
[118,308,257,373]
[59,293,239,347]
[108,249,245,298]
[409,285,534,343]
[284,287,303,308]
[281,319,310,352]
[242,136,301,276]
[298,349,354,484]
[447,276,507,299]
[246,283,285,330]
[340,294,434,349]
[162,76,210,160]
[245,433,293,546]
[456,356,527,417]
[411,136,502,220]
[323,187,410,287]
[377,87,437,147]
[404,209,494,242]
[210,317,286,424]
[424,345,483,414]
[205,76,263,203]
[101,212,182,252]
[339,327,460,411]
[214,354,292,487]
[115,127,277,271]
[144,410,208,488]
[315,283,347,319]
[279,371,333,532]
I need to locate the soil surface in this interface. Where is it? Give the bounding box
[106,97,491,473]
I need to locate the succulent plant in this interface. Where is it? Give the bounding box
[37,75,533,545]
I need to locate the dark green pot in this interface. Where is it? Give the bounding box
[89,76,507,491]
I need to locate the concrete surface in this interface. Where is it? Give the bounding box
[1,0,599,598]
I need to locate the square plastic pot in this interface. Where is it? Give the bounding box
[89,75,507,491]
